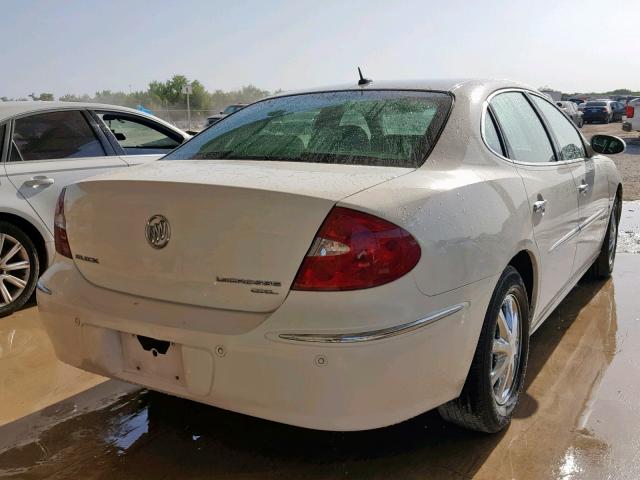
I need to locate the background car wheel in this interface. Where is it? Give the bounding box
[438,266,530,433]
[587,197,620,280]
[0,221,40,318]
[578,118,584,128]
[605,115,611,124]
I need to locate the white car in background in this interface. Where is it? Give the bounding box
[38,79,624,433]
[623,97,640,133]
[0,102,189,316]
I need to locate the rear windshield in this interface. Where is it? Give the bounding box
[586,101,607,106]
[164,90,452,168]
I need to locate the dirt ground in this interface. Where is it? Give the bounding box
[581,120,640,200]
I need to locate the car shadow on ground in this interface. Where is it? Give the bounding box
[0,277,613,480]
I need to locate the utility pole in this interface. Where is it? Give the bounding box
[181,83,193,131]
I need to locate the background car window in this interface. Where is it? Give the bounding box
[531,96,585,161]
[490,92,555,163]
[483,113,504,156]
[11,111,105,161]
[97,113,181,155]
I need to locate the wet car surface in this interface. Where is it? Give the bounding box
[0,254,639,479]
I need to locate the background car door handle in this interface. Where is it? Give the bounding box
[533,200,547,214]
[24,176,55,187]
[578,182,590,194]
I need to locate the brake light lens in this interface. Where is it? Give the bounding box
[54,187,72,259]
[627,106,635,119]
[292,207,421,291]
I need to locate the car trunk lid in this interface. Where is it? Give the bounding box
[64,160,410,312]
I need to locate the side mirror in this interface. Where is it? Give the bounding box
[219,111,224,114]
[591,134,626,155]
[114,132,126,141]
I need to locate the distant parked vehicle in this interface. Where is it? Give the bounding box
[622,98,640,133]
[206,104,248,126]
[610,101,626,121]
[556,101,584,127]
[582,100,616,124]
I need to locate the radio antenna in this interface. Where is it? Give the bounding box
[357,67,372,86]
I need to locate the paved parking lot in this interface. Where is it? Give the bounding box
[1,122,639,479]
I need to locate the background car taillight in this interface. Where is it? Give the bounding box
[627,106,635,118]
[292,207,421,291]
[54,187,72,259]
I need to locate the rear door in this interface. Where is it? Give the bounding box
[490,91,581,315]
[4,109,128,233]
[529,95,610,276]
[94,111,185,166]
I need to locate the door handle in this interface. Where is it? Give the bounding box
[533,199,547,214]
[578,182,590,194]
[24,176,55,188]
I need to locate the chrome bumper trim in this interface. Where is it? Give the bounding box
[278,303,466,344]
[36,280,52,295]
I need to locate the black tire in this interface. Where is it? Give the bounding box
[0,221,40,318]
[587,197,620,280]
[605,115,611,124]
[578,118,584,128]
[438,266,530,433]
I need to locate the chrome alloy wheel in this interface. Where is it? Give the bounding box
[0,234,30,307]
[491,293,522,405]
[608,209,618,269]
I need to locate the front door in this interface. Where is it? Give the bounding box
[572,156,610,273]
[4,110,128,233]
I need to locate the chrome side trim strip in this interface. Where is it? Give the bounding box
[278,303,466,344]
[36,280,52,295]
[549,207,608,253]
[580,207,608,232]
[549,226,580,253]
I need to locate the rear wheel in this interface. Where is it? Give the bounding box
[0,222,39,318]
[587,197,619,279]
[438,266,530,433]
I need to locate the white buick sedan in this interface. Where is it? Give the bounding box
[37,79,624,433]
[0,102,189,316]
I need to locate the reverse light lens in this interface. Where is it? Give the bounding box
[54,187,72,259]
[292,207,421,291]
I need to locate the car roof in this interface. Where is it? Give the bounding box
[0,101,149,122]
[266,78,537,99]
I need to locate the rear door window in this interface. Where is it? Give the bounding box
[97,112,181,155]
[490,92,555,163]
[531,95,585,161]
[483,112,504,156]
[11,111,105,161]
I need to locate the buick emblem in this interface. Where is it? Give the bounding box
[145,215,171,249]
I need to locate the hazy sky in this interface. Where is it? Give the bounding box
[1,0,638,98]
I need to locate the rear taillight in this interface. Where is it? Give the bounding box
[54,187,72,259]
[292,207,421,291]
[627,106,635,118]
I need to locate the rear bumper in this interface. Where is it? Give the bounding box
[37,259,495,431]
[583,113,608,121]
